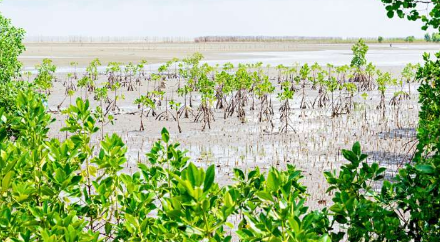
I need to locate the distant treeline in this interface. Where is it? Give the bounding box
[24,36,194,43]
[23,35,429,43]
[194,36,346,42]
[194,36,431,43]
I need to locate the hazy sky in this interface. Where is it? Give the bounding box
[0,0,429,38]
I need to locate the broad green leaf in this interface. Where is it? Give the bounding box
[387,11,394,18]
[2,171,14,192]
[161,127,170,143]
[203,165,215,192]
[256,191,274,202]
[415,164,435,175]
[266,170,280,192]
[224,191,234,208]
[352,142,361,156]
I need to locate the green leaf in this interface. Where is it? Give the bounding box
[161,127,169,143]
[387,11,394,18]
[329,204,344,214]
[2,171,14,193]
[187,163,199,187]
[291,218,300,234]
[342,149,358,164]
[224,191,234,208]
[256,191,274,202]
[203,165,215,192]
[233,168,245,180]
[415,164,435,175]
[320,234,332,242]
[352,142,361,156]
[266,170,280,192]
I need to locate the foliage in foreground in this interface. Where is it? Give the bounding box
[2,2,440,241]
[0,12,25,83]
[380,0,440,31]
[1,66,440,241]
[0,91,332,241]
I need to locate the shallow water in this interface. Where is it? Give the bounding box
[21,44,440,73]
[212,45,440,67]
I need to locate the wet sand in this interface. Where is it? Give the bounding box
[23,42,424,210]
[20,42,440,68]
[46,75,419,210]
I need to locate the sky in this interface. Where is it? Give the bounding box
[0,0,430,38]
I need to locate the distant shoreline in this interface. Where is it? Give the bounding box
[19,42,440,69]
[23,36,429,44]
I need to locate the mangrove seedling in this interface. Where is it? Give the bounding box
[278,81,295,133]
[134,94,156,131]
[34,58,56,95]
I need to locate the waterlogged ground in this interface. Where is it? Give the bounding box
[20,42,440,72]
[20,42,424,211]
[46,73,419,210]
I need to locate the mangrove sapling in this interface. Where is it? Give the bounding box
[214,71,226,110]
[106,62,122,88]
[342,82,357,114]
[147,90,164,112]
[255,75,275,130]
[290,62,301,81]
[106,82,123,115]
[85,58,101,92]
[124,62,138,91]
[336,65,350,84]
[65,72,76,92]
[276,64,287,83]
[391,74,410,105]
[401,63,419,97]
[149,73,161,92]
[326,63,335,80]
[169,99,182,133]
[170,57,179,78]
[94,86,114,139]
[299,63,311,110]
[363,62,377,91]
[165,59,177,78]
[134,94,155,131]
[228,64,252,122]
[215,63,234,111]
[135,60,148,99]
[278,81,295,133]
[158,62,170,79]
[361,92,369,121]
[310,62,322,89]
[178,61,188,89]
[327,77,340,117]
[313,71,330,108]
[350,39,370,91]
[376,71,395,118]
[136,60,148,86]
[77,76,91,100]
[195,65,216,130]
[70,61,79,80]
[180,53,204,107]
[390,90,408,128]
[177,85,194,119]
[34,58,56,95]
